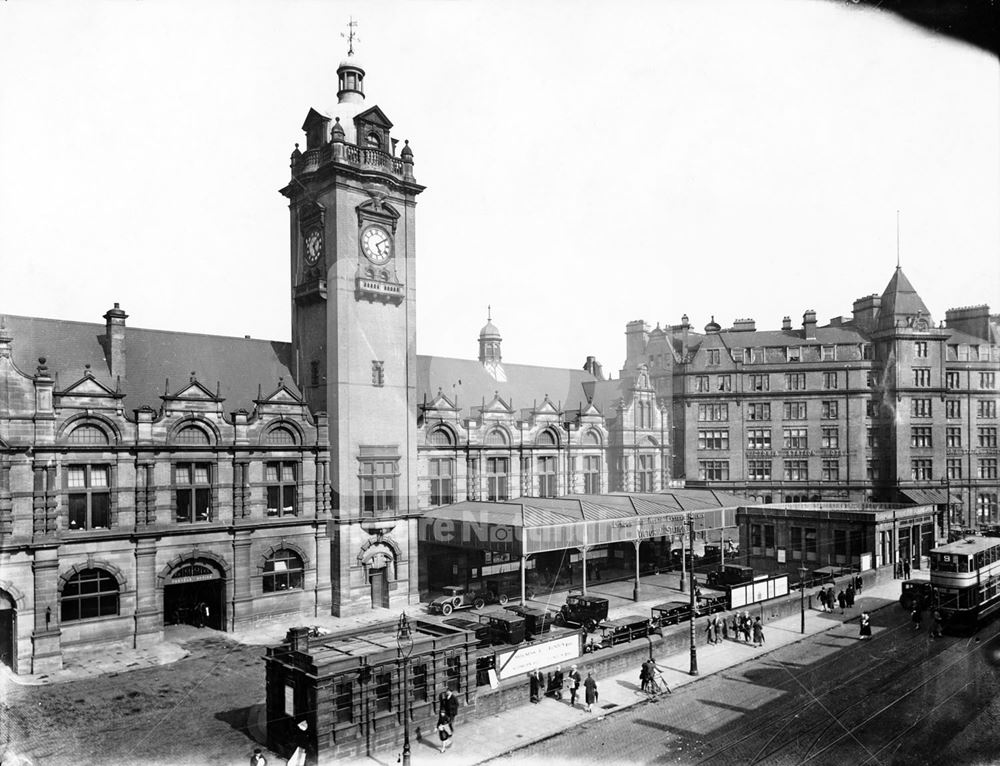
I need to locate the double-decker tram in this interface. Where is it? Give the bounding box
[929,536,1000,632]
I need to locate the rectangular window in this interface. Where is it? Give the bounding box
[866,427,878,449]
[446,655,461,692]
[583,456,601,494]
[636,454,655,492]
[867,371,879,388]
[822,346,836,362]
[750,524,762,548]
[913,368,931,387]
[751,347,765,364]
[977,493,999,521]
[429,458,455,506]
[910,427,933,448]
[866,400,879,418]
[947,400,961,419]
[947,458,962,480]
[823,372,838,390]
[784,460,808,481]
[981,372,997,389]
[822,460,840,481]
[789,526,802,559]
[374,671,392,713]
[695,375,710,393]
[946,372,960,390]
[911,398,932,418]
[706,349,721,365]
[537,456,557,497]
[782,428,808,449]
[821,427,839,449]
[785,373,806,391]
[66,465,111,530]
[914,341,928,358]
[821,401,839,419]
[411,663,428,703]
[978,400,998,419]
[946,427,962,448]
[747,429,771,450]
[716,375,732,392]
[747,403,771,421]
[487,457,510,501]
[980,459,999,480]
[787,347,801,363]
[335,682,354,724]
[834,529,847,556]
[698,460,729,481]
[360,459,397,515]
[748,374,769,391]
[748,460,771,481]
[698,429,729,450]
[861,344,873,360]
[784,401,807,420]
[911,459,933,481]
[805,528,817,556]
[867,459,882,481]
[697,404,729,422]
[176,462,211,522]
[265,462,298,516]
[980,427,998,449]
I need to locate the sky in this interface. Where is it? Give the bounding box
[1,0,997,377]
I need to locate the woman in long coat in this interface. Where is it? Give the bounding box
[859,611,872,639]
[529,669,542,703]
[584,671,598,712]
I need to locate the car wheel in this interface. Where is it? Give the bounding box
[474,597,486,610]
[442,603,454,616]
[498,593,509,605]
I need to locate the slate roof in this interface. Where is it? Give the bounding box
[3,314,296,413]
[877,267,932,330]
[417,355,600,418]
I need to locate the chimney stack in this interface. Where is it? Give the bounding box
[782,316,792,331]
[103,303,128,381]
[803,310,817,339]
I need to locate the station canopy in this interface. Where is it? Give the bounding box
[418,490,746,556]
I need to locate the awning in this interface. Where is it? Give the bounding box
[900,488,952,506]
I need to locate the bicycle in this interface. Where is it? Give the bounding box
[647,671,671,697]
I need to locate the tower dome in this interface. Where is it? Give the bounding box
[478,308,502,364]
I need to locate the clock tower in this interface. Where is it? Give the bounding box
[281,53,425,615]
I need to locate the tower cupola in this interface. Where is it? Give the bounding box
[337,57,366,104]
[478,307,502,364]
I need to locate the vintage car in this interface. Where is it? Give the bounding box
[428,586,491,615]
[504,605,555,638]
[443,617,492,647]
[478,612,526,645]
[706,563,754,588]
[899,579,936,611]
[650,599,694,627]
[553,594,609,632]
[598,614,654,647]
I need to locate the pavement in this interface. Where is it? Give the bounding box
[0,566,923,766]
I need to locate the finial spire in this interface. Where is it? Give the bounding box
[342,16,360,56]
[896,209,900,269]
[487,304,492,322]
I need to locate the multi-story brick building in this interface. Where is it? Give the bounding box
[622,268,999,527]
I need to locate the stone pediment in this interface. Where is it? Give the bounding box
[355,105,394,130]
[533,395,560,415]
[162,379,223,403]
[57,373,120,399]
[301,108,331,131]
[256,383,304,406]
[422,389,459,413]
[480,392,513,414]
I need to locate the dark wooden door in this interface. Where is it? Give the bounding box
[0,609,14,669]
[370,570,389,609]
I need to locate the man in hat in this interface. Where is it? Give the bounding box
[568,664,582,707]
[249,748,267,766]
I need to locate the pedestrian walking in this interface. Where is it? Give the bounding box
[436,709,453,752]
[584,671,598,713]
[742,611,752,643]
[931,609,944,639]
[568,664,582,707]
[549,665,565,699]
[845,584,855,609]
[720,613,729,641]
[705,616,716,645]
[837,590,846,614]
[439,687,459,722]
[817,588,828,612]
[903,559,911,579]
[752,616,765,647]
[859,611,872,639]
[854,574,863,594]
[730,612,740,639]
[640,658,651,692]
[528,669,542,703]
[250,748,267,766]
[911,605,923,632]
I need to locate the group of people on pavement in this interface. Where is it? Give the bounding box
[701,612,765,647]
[816,576,863,614]
[639,657,670,696]
[528,664,599,712]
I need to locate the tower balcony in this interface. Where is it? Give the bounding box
[292,143,413,183]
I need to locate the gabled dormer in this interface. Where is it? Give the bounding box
[476,392,515,420]
[354,105,393,152]
[301,108,332,150]
[55,367,125,412]
[254,380,310,420]
[161,375,225,415]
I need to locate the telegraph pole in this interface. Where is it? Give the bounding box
[688,513,699,676]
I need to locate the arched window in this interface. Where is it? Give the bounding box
[175,425,210,445]
[266,426,297,446]
[61,568,119,622]
[68,424,109,445]
[485,429,508,447]
[583,429,601,447]
[427,427,454,447]
[536,429,557,447]
[263,549,305,593]
[366,132,381,149]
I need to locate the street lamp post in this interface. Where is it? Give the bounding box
[688,513,699,676]
[799,567,808,634]
[396,612,414,766]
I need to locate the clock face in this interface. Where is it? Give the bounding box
[304,229,323,265]
[361,225,392,265]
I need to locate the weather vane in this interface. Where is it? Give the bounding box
[342,17,360,56]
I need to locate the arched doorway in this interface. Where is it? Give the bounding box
[362,545,395,609]
[0,590,15,670]
[163,559,226,630]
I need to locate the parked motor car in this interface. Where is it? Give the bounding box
[553,594,609,632]
[598,614,653,647]
[706,563,754,588]
[428,585,491,615]
[899,579,936,611]
[504,605,555,638]
[479,612,526,645]
[443,617,492,647]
